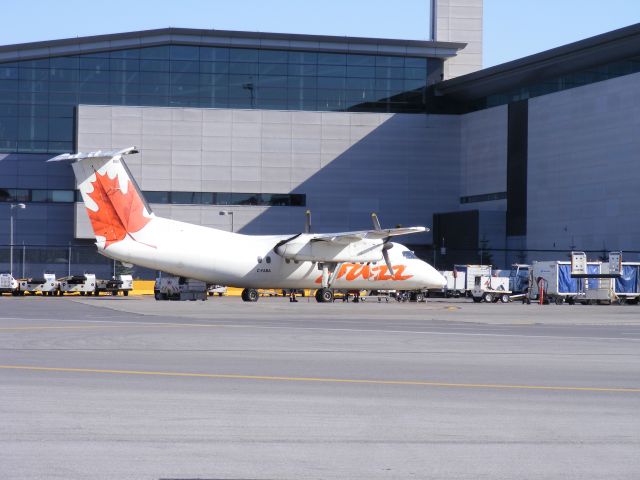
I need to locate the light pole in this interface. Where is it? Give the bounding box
[242,77,255,108]
[219,210,234,232]
[9,203,26,277]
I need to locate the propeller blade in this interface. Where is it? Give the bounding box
[305,210,311,234]
[371,212,382,231]
[382,247,394,277]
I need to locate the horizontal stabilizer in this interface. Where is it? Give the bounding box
[48,146,138,163]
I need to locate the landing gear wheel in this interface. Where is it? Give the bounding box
[482,292,493,303]
[241,288,259,302]
[315,288,334,303]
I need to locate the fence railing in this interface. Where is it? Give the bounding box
[2,244,639,280]
[0,245,155,279]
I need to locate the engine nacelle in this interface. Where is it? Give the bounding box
[276,238,383,263]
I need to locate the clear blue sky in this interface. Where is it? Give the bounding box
[2,0,640,67]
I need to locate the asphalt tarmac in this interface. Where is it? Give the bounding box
[1,296,639,479]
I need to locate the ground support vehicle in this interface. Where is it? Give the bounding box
[0,274,19,295]
[95,275,133,296]
[437,270,467,297]
[471,275,512,303]
[208,285,228,296]
[259,289,279,297]
[527,260,621,305]
[59,274,97,295]
[528,261,582,305]
[359,289,393,302]
[18,273,59,295]
[509,264,530,294]
[434,265,493,297]
[454,265,493,293]
[155,276,207,301]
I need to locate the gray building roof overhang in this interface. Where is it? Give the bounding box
[0,27,466,63]
[435,22,640,101]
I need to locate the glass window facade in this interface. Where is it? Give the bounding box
[445,56,640,113]
[0,187,305,206]
[460,192,507,204]
[0,45,431,154]
[0,187,76,203]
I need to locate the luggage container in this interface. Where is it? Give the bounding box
[18,273,59,295]
[59,274,97,295]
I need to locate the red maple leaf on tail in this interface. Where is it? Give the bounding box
[85,170,151,248]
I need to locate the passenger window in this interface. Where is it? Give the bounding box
[257,257,263,263]
[266,256,271,264]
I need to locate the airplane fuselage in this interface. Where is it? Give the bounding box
[102,217,443,290]
[50,147,447,295]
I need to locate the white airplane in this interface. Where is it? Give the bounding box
[49,147,446,302]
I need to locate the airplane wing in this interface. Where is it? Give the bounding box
[310,226,427,244]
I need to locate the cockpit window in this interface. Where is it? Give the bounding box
[402,250,418,259]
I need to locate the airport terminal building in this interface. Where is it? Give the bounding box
[1,6,640,276]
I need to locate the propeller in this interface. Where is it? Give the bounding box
[382,242,395,276]
[371,212,381,231]
[371,213,394,276]
[305,209,312,234]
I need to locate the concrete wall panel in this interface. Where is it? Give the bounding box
[76,105,460,239]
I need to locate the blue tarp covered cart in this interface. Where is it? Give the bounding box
[614,264,640,303]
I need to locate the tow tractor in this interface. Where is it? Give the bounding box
[0,273,19,295]
[95,275,133,296]
[18,273,60,295]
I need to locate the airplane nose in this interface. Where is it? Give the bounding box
[424,264,446,289]
[433,270,447,289]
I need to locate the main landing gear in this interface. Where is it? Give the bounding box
[241,288,259,302]
[315,288,334,303]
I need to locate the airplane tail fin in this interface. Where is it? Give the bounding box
[49,147,154,249]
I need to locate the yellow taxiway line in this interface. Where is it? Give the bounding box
[0,324,220,332]
[0,365,638,393]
